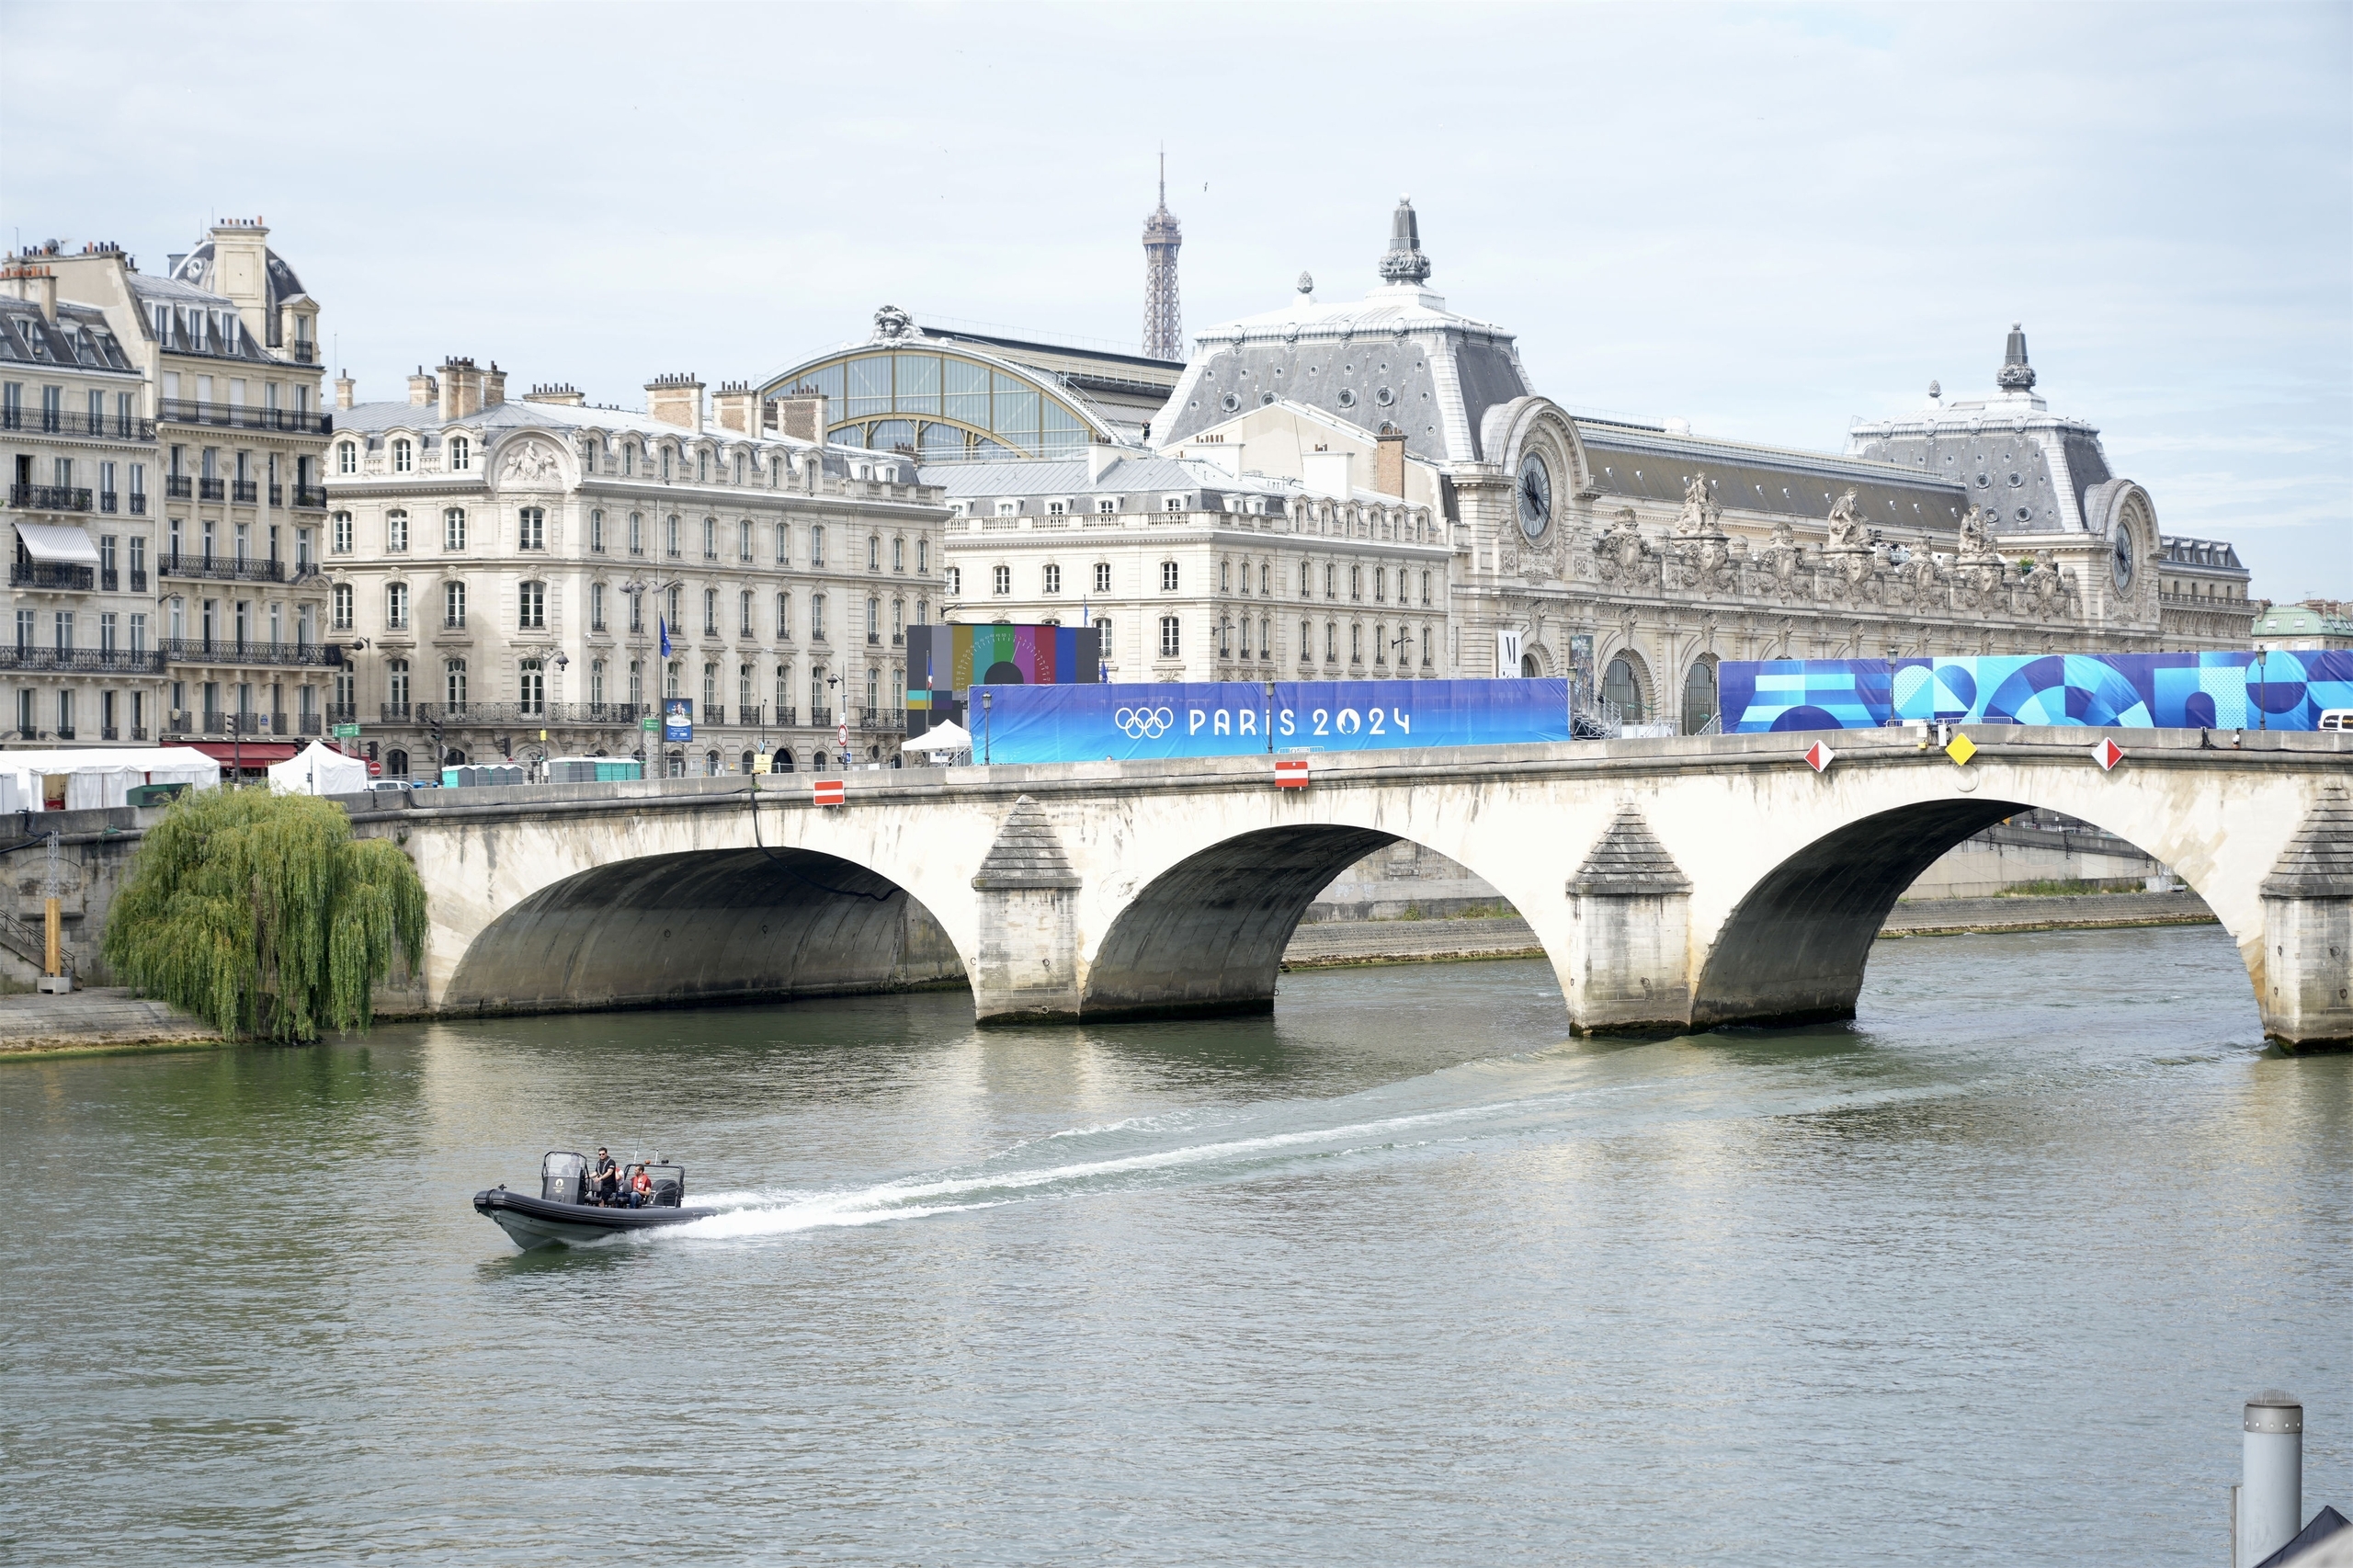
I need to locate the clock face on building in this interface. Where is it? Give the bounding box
[1518,452,1552,540]
[2111,526,2134,590]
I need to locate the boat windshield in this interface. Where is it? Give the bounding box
[541,1151,589,1202]
[642,1163,687,1207]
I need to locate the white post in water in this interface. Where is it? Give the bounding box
[2238,1391,2302,1567]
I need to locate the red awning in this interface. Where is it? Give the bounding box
[187,742,300,767]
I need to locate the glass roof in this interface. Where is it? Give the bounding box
[757,348,1108,460]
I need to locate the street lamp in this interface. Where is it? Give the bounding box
[827,670,844,767]
[981,688,993,765]
[617,576,679,769]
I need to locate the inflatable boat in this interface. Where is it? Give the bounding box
[474,1151,714,1249]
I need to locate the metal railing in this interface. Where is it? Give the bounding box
[129,493,147,515]
[128,567,148,592]
[165,475,193,499]
[98,569,118,591]
[8,483,93,512]
[379,703,412,722]
[807,707,832,727]
[161,638,343,668]
[53,726,75,740]
[231,481,258,503]
[198,478,224,502]
[286,341,320,364]
[292,484,327,509]
[298,713,323,735]
[325,704,359,724]
[8,562,95,591]
[158,399,333,436]
[159,551,285,583]
[386,701,652,726]
[860,708,904,733]
[0,645,165,673]
[0,408,155,441]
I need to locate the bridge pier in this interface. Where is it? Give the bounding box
[970,797,1085,1024]
[1563,804,1695,1035]
[2257,790,2353,1051]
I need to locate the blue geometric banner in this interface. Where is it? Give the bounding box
[1722,652,2353,733]
[972,679,1570,762]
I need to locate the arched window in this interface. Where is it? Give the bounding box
[738,664,755,716]
[386,509,408,551]
[589,509,605,552]
[518,658,545,716]
[385,583,409,630]
[386,658,411,714]
[332,584,353,631]
[443,506,466,551]
[702,517,716,559]
[776,591,792,639]
[589,658,606,707]
[386,747,410,778]
[869,535,881,571]
[336,441,357,474]
[331,511,353,553]
[449,436,471,472]
[1220,560,1231,593]
[443,581,465,630]
[702,587,718,635]
[866,667,879,710]
[811,525,825,565]
[623,442,636,477]
[740,590,754,636]
[1603,655,1643,720]
[666,515,681,557]
[1681,656,1720,735]
[392,438,413,473]
[444,657,468,710]
[629,512,643,555]
[739,520,753,562]
[518,581,545,631]
[866,597,881,640]
[892,537,904,572]
[811,593,827,641]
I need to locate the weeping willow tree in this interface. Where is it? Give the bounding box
[103,789,426,1041]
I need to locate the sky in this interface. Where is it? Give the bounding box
[5,1,2347,600]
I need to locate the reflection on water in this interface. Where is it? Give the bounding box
[5,924,2348,1566]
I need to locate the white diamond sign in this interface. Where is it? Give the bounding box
[2094,737,2124,771]
[1805,739,1836,773]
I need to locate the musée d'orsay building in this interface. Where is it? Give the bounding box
[768,195,2256,734]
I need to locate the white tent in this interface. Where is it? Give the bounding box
[904,721,972,753]
[1,746,222,811]
[268,743,370,797]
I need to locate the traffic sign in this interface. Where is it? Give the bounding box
[2093,737,2124,771]
[1945,732,1978,767]
[813,778,846,806]
[333,723,360,739]
[1804,739,1836,773]
[641,716,660,732]
[1275,758,1310,789]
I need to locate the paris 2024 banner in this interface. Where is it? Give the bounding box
[970,679,1571,762]
[1720,651,2353,733]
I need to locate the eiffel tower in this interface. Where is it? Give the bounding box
[1142,151,1183,362]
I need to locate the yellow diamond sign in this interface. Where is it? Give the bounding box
[1946,732,1978,766]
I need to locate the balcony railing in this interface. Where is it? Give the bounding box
[99,569,118,591]
[130,726,148,741]
[0,408,157,441]
[382,701,652,727]
[773,706,796,727]
[176,711,275,736]
[159,551,285,583]
[0,645,165,673]
[231,480,258,503]
[286,341,320,364]
[161,637,343,668]
[8,483,94,512]
[158,399,333,436]
[8,562,95,591]
[53,726,74,741]
[129,567,148,592]
[98,491,119,514]
[198,478,224,501]
[101,725,119,740]
[807,707,832,727]
[860,708,905,733]
[165,475,193,499]
[292,484,328,509]
[299,713,323,735]
[129,493,147,515]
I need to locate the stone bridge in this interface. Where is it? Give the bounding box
[347,727,2353,1049]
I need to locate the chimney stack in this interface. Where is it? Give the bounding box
[712,380,760,435]
[773,386,827,442]
[407,367,438,406]
[645,372,704,431]
[521,382,586,407]
[335,371,355,411]
[438,357,486,421]
[1375,423,1407,498]
[483,361,506,408]
[1,265,59,323]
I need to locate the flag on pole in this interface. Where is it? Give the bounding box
[659,617,671,658]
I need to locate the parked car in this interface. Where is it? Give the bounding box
[2319,709,2353,732]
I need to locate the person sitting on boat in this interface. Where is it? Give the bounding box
[591,1149,620,1206]
[628,1165,654,1208]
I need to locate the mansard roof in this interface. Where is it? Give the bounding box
[0,297,139,374]
[1577,418,1972,534]
[920,451,1299,506]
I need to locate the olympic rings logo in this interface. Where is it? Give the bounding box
[1114,706,1176,740]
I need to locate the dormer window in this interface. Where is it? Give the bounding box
[995,500,1018,517]
[623,443,636,477]
[1165,496,1185,512]
[449,436,471,472]
[336,441,357,475]
[392,438,413,474]
[1047,500,1066,516]
[1097,498,1119,515]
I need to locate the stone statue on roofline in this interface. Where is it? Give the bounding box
[870,304,915,342]
[1824,488,1870,552]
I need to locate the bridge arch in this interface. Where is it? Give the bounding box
[443,845,967,1016]
[1689,793,2265,1032]
[1077,823,1558,1021]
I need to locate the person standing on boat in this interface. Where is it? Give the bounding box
[591,1148,620,1205]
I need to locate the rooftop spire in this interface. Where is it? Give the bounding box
[1378,194,1431,286]
[1997,321,2037,392]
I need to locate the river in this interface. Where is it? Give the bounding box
[6,923,2347,1564]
